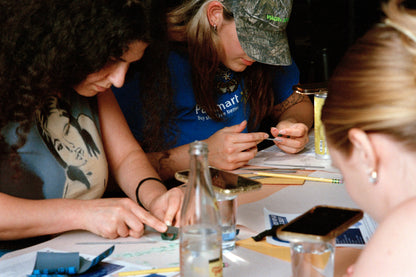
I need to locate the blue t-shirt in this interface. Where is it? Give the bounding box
[114,51,299,147]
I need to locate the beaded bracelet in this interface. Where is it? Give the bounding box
[135,177,164,208]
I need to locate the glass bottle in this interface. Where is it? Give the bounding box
[180,141,223,277]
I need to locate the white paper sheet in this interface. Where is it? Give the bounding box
[249,132,340,173]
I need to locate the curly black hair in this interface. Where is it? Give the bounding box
[0,0,169,160]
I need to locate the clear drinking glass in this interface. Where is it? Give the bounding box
[290,239,335,277]
[216,193,237,252]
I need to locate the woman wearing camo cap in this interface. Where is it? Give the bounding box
[113,0,313,181]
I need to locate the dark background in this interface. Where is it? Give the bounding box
[286,0,386,83]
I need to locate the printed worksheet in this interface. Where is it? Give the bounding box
[264,208,378,248]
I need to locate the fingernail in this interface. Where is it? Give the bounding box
[165,220,172,226]
[278,133,290,138]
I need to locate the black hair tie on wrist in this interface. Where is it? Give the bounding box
[135,177,164,208]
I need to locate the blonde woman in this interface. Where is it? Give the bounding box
[322,0,416,275]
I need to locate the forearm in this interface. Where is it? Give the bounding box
[98,90,168,207]
[274,94,313,129]
[111,148,166,206]
[0,193,83,240]
[147,144,190,181]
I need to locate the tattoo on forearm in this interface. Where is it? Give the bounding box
[273,93,307,117]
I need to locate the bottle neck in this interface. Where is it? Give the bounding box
[188,149,216,203]
[180,141,219,226]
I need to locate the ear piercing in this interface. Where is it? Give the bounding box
[368,170,378,184]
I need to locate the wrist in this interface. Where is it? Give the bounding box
[135,177,165,209]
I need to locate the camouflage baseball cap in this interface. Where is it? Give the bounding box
[220,0,293,66]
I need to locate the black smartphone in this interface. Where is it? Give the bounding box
[276,205,364,243]
[175,167,262,195]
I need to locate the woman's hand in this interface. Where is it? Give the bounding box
[147,187,184,227]
[270,120,309,153]
[204,121,268,170]
[80,198,168,239]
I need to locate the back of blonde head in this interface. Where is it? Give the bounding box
[322,0,416,155]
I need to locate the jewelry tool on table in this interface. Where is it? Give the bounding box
[161,225,179,240]
[251,224,283,241]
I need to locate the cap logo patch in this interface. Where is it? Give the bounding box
[266,14,289,23]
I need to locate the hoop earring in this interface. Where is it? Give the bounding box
[368,170,378,185]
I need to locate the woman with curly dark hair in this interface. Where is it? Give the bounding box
[0,0,182,254]
[114,0,314,181]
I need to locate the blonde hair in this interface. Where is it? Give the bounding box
[169,0,214,39]
[322,0,416,155]
[167,0,228,58]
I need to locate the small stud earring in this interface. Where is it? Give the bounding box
[213,24,217,32]
[368,170,378,184]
